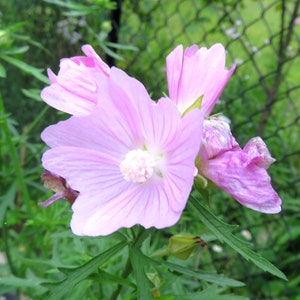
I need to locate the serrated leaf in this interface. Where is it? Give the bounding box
[41,241,127,300]
[163,261,245,287]
[189,193,287,280]
[129,248,153,300]
[173,285,249,300]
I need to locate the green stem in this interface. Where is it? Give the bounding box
[109,256,132,300]
[21,105,49,138]
[110,226,154,300]
[0,92,31,213]
[2,212,21,299]
[131,226,155,249]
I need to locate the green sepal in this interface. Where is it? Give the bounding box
[182,95,203,117]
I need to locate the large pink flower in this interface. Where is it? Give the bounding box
[41,45,110,116]
[41,68,204,236]
[166,43,236,116]
[198,118,282,213]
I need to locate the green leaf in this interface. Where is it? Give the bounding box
[173,284,249,300]
[44,0,96,11]
[41,241,127,300]
[106,41,139,52]
[0,184,16,223]
[0,54,49,84]
[1,45,29,55]
[0,275,44,289]
[93,269,136,288]
[22,88,42,102]
[99,42,125,61]
[163,261,245,287]
[131,244,243,288]
[0,62,6,77]
[129,248,153,300]
[189,193,287,280]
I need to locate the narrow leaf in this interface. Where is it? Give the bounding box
[94,269,136,288]
[163,261,245,287]
[0,275,44,289]
[22,88,42,102]
[129,248,153,300]
[0,63,6,78]
[189,193,287,280]
[0,54,49,84]
[0,183,17,222]
[173,284,249,300]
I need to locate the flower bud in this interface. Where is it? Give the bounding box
[168,233,207,260]
[40,170,79,207]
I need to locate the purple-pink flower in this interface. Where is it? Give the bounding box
[165,44,281,213]
[166,43,236,116]
[40,43,282,237]
[41,68,204,236]
[41,45,110,116]
[198,117,281,213]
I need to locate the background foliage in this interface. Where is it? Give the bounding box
[0,0,300,299]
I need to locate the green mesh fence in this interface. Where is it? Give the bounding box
[115,0,300,299]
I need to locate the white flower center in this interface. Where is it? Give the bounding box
[120,149,157,183]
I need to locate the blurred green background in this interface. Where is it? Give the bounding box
[1,0,300,299]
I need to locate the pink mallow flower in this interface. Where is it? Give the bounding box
[41,68,204,236]
[198,117,282,213]
[166,43,236,116]
[41,44,110,116]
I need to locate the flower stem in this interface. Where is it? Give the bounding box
[110,226,154,300]
[109,256,132,300]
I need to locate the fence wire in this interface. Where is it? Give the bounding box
[115,0,300,299]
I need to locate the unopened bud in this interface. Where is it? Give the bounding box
[168,233,207,260]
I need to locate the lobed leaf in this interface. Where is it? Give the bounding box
[41,241,127,300]
[189,192,287,280]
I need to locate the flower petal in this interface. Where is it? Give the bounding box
[200,117,240,161]
[200,150,282,213]
[166,43,235,116]
[42,147,187,235]
[41,44,110,116]
[243,137,276,168]
[41,106,138,160]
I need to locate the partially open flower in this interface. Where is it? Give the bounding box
[166,43,236,116]
[198,118,281,214]
[41,44,110,116]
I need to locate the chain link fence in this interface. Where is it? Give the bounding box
[112,0,300,299]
